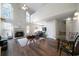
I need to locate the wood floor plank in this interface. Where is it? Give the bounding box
[30,45,48,56]
[23,45,39,56]
[2,39,67,56]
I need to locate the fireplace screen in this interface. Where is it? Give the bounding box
[15,31,24,37]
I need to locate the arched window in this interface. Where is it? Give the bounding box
[1,3,13,22]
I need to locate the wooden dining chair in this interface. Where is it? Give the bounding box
[59,35,79,56]
[26,35,35,45]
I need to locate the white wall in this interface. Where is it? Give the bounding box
[66,18,79,40]
[12,4,26,36]
[36,20,57,39]
[72,18,79,33]
[46,20,56,39]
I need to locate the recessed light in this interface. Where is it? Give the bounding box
[66,17,71,21]
[21,4,28,10]
[74,12,79,16]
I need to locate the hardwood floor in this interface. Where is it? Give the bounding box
[2,38,67,56]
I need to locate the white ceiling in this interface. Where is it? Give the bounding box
[11,3,79,22]
[31,3,78,22]
[21,3,47,13]
[12,3,47,14]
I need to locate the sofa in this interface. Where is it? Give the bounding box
[0,36,8,51]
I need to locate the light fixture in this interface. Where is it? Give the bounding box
[21,4,31,35]
[66,17,71,21]
[73,12,79,20]
[74,12,79,16]
[21,4,28,11]
[21,4,31,23]
[66,12,79,21]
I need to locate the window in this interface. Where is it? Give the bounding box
[26,25,30,34]
[1,3,13,39]
[26,11,31,23]
[1,3,13,21]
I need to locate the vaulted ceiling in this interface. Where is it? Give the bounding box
[31,3,78,22]
[12,3,46,14]
[11,3,79,22]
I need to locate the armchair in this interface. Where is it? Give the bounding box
[0,36,8,51]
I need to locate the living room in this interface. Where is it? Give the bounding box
[0,3,79,56]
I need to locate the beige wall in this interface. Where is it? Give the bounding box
[66,20,73,40]
[56,20,66,39]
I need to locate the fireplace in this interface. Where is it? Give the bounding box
[15,31,24,37]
